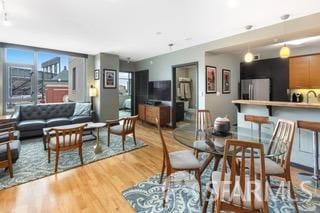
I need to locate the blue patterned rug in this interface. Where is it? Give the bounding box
[0,130,146,190]
[123,156,320,212]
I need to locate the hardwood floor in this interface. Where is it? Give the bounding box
[0,122,183,213]
[0,122,317,213]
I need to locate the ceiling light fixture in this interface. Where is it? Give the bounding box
[227,0,239,9]
[168,43,174,51]
[279,14,290,59]
[1,0,11,26]
[244,25,254,63]
[126,57,131,63]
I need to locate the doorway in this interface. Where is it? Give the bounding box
[118,72,133,118]
[172,62,198,128]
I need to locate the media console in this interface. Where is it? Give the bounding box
[138,104,170,126]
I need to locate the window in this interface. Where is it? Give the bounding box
[4,47,86,113]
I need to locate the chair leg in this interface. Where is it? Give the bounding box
[8,162,13,178]
[79,146,84,165]
[122,135,125,151]
[194,150,199,159]
[133,131,137,146]
[107,131,111,146]
[48,147,51,163]
[196,169,202,205]
[163,174,170,208]
[160,156,165,184]
[55,151,59,173]
[287,176,299,212]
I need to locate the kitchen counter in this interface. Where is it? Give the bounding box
[232,99,320,169]
[232,100,320,110]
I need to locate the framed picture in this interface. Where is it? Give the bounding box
[222,69,231,94]
[206,66,217,93]
[103,69,117,89]
[94,69,99,80]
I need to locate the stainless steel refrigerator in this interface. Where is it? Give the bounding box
[240,79,271,100]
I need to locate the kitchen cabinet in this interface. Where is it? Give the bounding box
[289,56,309,89]
[289,54,320,89]
[309,54,320,88]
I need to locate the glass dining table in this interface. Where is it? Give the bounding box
[173,123,287,211]
[173,123,286,174]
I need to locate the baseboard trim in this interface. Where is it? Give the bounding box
[291,162,313,173]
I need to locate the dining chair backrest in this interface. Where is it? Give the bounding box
[122,115,139,133]
[196,110,213,139]
[217,139,267,212]
[52,124,86,149]
[155,117,171,170]
[267,119,295,172]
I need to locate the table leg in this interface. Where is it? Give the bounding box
[94,128,102,154]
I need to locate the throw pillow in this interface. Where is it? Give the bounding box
[73,103,91,116]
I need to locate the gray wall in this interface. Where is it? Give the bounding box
[120,60,135,72]
[205,53,241,124]
[134,45,206,109]
[94,53,120,122]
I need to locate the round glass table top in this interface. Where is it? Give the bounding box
[173,123,286,158]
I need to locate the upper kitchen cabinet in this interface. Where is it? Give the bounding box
[309,54,320,88]
[289,54,320,89]
[289,56,310,89]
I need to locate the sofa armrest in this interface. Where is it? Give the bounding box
[11,106,20,122]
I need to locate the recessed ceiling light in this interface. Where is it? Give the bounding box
[184,37,192,41]
[155,32,162,35]
[227,0,239,9]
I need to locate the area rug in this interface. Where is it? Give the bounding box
[123,158,320,212]
[0,130,146,190]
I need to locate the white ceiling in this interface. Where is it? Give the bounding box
[1,0,320,61]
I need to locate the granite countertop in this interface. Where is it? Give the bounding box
[232,100,320,109]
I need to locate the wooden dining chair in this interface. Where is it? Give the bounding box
[47,124,86,172]
[194,109,213,158]
[107,115,139,150]
[261,119,297,211]
[211,139,268,213]
[241,119,297,211]
[156,117,202,207]
[0,120,21,178]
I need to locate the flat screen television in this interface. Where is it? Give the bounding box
[148,80,171,101]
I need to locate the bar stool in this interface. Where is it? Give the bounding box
[297,120,320,188]
[244,115,270,142]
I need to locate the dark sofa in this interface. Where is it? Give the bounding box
[13,103,94,138]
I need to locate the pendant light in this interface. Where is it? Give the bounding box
[279,14,290,59]
[244,25,254,63]
[2,0,11,26]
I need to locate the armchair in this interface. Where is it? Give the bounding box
[106,115,139,150]
[0,120,21,178]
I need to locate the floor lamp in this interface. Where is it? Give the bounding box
[89,85,97,110]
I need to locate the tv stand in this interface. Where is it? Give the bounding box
[144,100,162,106]
[138,104,170,126]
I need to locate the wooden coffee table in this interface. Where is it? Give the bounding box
[43,122,106,154]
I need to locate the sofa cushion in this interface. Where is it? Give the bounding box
[17,119,46,131]
[70,116,92,124]
[19,103,75,120]
[0,140,21,163]
[73,103,91,116]
[46,117,71,127]
[0,131,20,143]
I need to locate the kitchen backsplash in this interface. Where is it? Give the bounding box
[289,89,320,103]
